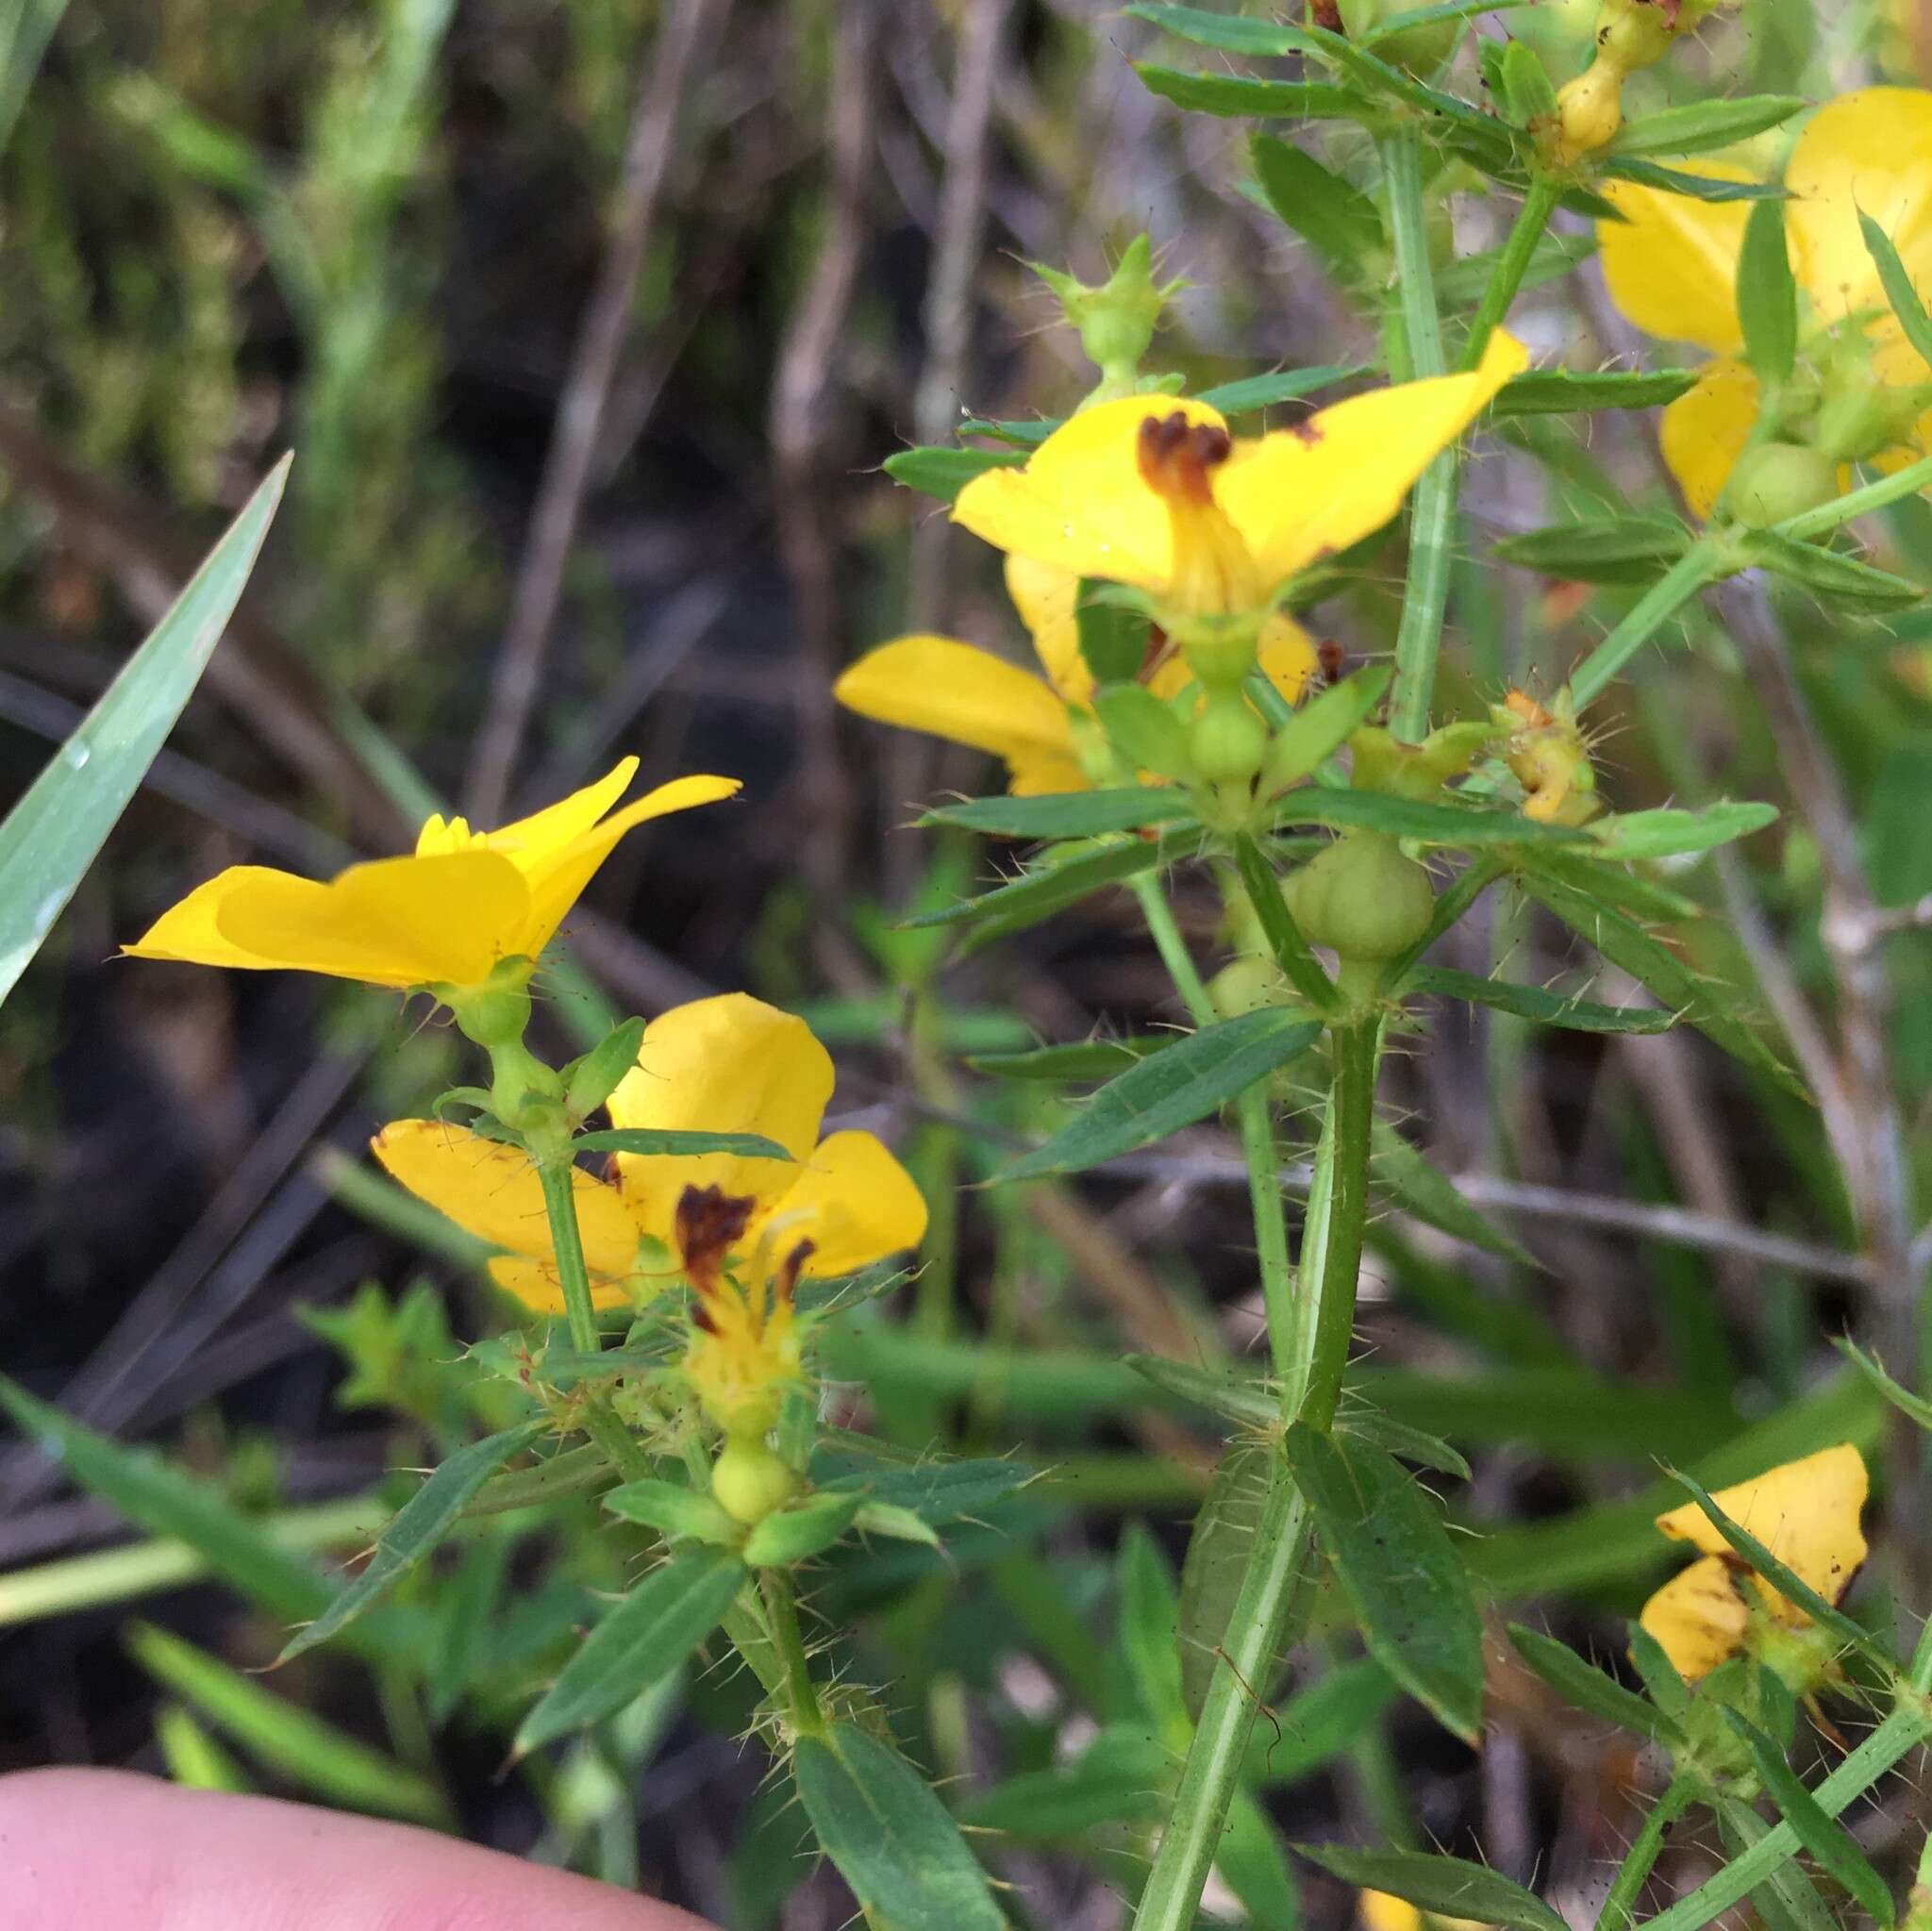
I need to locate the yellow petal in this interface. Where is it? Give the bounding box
[1788,87,1932,325]
[1640,1553,1753,1681]
[1655,1442,1869,1621]
[1598,169,1754,354]
[371,1120,642,1283]
[1658,358,1760,521]
[747,1129,929,1276]
[607,993,834,1240]
[834,636,1085,794]
[208,849,532,989]
[1214,331,1529,585]
[1359,1894,1424,1931]
[951,394,1229,589]
[125,867,311,971]
[1257,611,1319,705]
[1005,555,1091,703]
[481,757,641,870]
[518,774,741,956]
[487,1254,640,1314]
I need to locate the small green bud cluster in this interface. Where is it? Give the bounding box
[1033,235,1188,406]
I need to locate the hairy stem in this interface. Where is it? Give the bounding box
[1463,172,1561,370]
[759,1566,824,1738]
[1595,1774,1700,1930]
[1566,539,1725,707]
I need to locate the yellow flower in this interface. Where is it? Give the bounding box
[125,757,738,991]
[835,555,1317,793]
[372,992,927,1314]
[1638,1443,1869,1682]
[1598,89,1932,519]
[1359,1891,1488,1931]
[945,333,1527,620]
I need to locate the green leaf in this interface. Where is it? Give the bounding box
[1251,133,1383,280]
[1136,64,1363,121]
[1077,577,1153,686]
[603,1477,741,1545]
[1738,197,1798,384]
[793,1722,1007,1931]
[1515,866,1798,1089]
[961,1725,1171,1839]
[1369,1121,1535,1264]
[1284,1423,1485,1743]
[1247,1655,1397,1787]
[1661,1466,1890,1671]
[1735,529,1925,611]
[1605,157,1787,201]
[514,1548,744,1755]
[901,833,1188,943]
[1094,683,1193,779]
[1593,803,1775,863]
[965,1036,1175,1081]
[1610,94,1806,158]
[1230,833,1338,1009]
[1832,1335,1932,1433]
[1127,1,1307,54]
[1714,1792,1843,1931]
[1437,230,1598,307]
[1178,1439,1276,1723]
[0,0,71,162]
[562,1017,647,1118]
[1196,364,1368,413]
[1118,1522,1189,1726]
[998,1008,1324,1180]
[743,1491,863,1566]
[1724,1713,1896,1925]
[815,1449,1040,1521]
[1361,0,1530,44]
[921,785,1196,838]
[1407,963,1675,1032]
[1496,39,1556,125]
[852,1501,941,1546]
[1220,1787,1306,1927]
[1339,1407,1473,1482]
[1260,663,1391,791]
[1294,1844,1568,1931]
[0,455,288,1011]
[127,1622,447,1824]
[1491,368,1699,417]
[571,1126,792,1160]
[1127,1354,1278,1431]
[1506,1623,1679,1741]
[1492,514,1692,585]
[882,444,1024,504]
[1625,1617,1692,1721]
[1274,787,1585,845]
[276,1419,546,1663]
[1859,208,1932,367]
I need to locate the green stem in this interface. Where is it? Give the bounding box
[1463,173,1561,371]
[1640,1704,1932,1931]
[1776,451,1932,541]
[1130,874,1215,1026]
[1595,1774,1700,1930]
[1566,539,1725,707]
[760,1566,824,1738]
[1129,1457,1313,1931]
[1380,127,1456,745]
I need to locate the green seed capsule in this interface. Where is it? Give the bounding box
[1722,442,1840,528]
[711,1438,799,1527]
[1286,830,1435,962]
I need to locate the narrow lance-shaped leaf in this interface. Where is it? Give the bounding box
[1294,1845,1569,1931]
[1491,368,1698,417]
[1094,684,1193,779]
[965,1036,1174,1081]
[514,1547,745,1756]
[1369,1118,1536,1265]
[571,1126,791,1159]
[882,444,1023,504]
[1231,833,1338,1009]
[1859,207,1932,367]
[998,1007,1324,1181]
[898,833,1188,937]
[922,785,1196,839]
[1610,94,1807,158]
[1406,963,1674,1033]
[1251,132,1383,281]
[1831,1335,1932,1434]
[1506,1623,1681,1741]
[0,455,289,1011]
[1274,787,1586,845]
[1734,529,1924,611]
[1177,1440,1277,1723]
[1259,663,1391,791]
[276,1418,549,1662]
[793,1721,1008,1931]
[1589,801,1779,861]
[1135,64,1364,122]
[1285,1422,1486,1744]
[1492,515,1692,586]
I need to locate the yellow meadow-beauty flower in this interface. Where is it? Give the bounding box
[125,757,738,992]
[834,555,1316,794]
[373,992,927,1313]
[945,332,1526,620]
[1638,1443,1869,1681]
[1598,88,1932,518]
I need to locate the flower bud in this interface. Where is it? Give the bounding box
[1722,441,1841,527]
[1286,830,1435,962]
[1031,236,1187,402]
[711,1437,799,1527]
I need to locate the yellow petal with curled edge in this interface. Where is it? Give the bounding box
[1659,358,1761,521]
[1787,87,1932,326]
[746,1129,929,1277]
[951,394,1229,591]
[607,992,833,1240]
[515,773,740,957]
[1214,332,1528,587]
[196,848,532,989]
[473,757,640,868]
[1005,555,1091,703]
[1654,1441,1869,1626]
[371,1119,642,1287]
[834,635,1087,795]
[1639,1553,1754,1681]
[1598,168,1754,355]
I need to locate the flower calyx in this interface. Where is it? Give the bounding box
[1492,689,1601,825]
[1033,234,1188,406]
